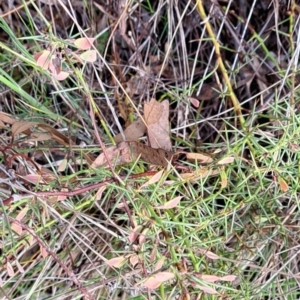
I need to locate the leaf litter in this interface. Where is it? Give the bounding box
[92,141,173,168]
[96,98,173,168]
[144,98,172,151]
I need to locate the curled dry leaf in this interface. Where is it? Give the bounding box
[186,152,213,164]
[11,121,37,137]
[144,99,172,151]
[114,117,147,143]
[92,141,173,168]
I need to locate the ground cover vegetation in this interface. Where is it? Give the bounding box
[0,0,300,299]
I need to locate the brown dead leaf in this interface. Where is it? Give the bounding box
[186,152,213,164]
[141,272,175,290]
[139,228,149,245]
[146,100,172,150]
[181,168,219,182]
[144,98,163,125]
[6,262,14,277]
[15,260,24,274]
[0,119,6,128]
[197,285,218,295]
[156,196,182,209]
[11,121,37,137]
[114,117,146,143]
[278,176,289,192]
[217,156,234,165]
[27,133,52,142]
[220,168,227,188]
[154,257,165,272]
[128,225,143,243]
[129,254,140,267]
[37,124,94,164]
[193,82,220,101]
[139,169,164,188]
[92,141,173,168]
[198,248,220,260]
[106,256,126,268]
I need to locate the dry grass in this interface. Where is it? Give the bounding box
[1,0,300,299]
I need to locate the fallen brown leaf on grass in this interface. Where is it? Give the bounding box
[180,168,219,182]
[144,98,172,151]
[92,141,173,168]
[0,113,94,165]
[144,98,163,125]
[11,120,38,137]
[186,152,213,164]
[114,117,147,143]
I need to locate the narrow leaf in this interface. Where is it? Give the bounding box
[6,262,14,277]
[128,225,143,243]
[200,274,221,283]
[106,256,126,268]
[154,257,165,272]
[278,176,289,192]
[74,37,95,50]
[51,70,70,81]
[221,275,237,281]
[35,50,51,70]
[142,276,161,289]
[198,248,219,260]
[217,156,234,165]
[156,196,182,209]
[80,50,97,62]
[140,170,164,188]
[198,285,218,294]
